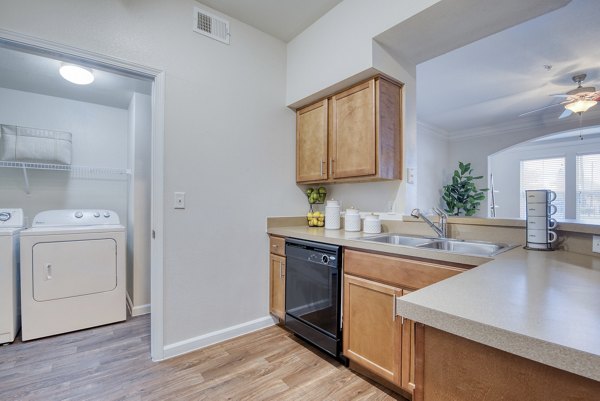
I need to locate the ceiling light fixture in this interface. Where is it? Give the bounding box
[564,100,597,114]
[59,63,94,85]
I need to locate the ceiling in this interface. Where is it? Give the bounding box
[0,46,152,109]
[198,0,343,42]
[415,0,600,137]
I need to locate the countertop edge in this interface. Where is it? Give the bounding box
[396,298,600,382]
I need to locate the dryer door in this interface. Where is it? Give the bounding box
[32,239,117,301]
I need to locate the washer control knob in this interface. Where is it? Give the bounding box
[94,212,100,218]
[321,255,330,264]
[104,211,111,218]
[0,212,11,222]
[74,211,83,219]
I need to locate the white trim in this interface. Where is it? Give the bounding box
[417,121,450,139]
[162,316,275,359]
[126,292,151,316]
[448,112,600,141]
[150,72,166,361]
[0,28,166,362]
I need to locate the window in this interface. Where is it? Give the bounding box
[576,153,600,220]
[520,157,565,219]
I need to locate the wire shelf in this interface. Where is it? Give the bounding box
[0,161,131,194]
[0,161,131,176]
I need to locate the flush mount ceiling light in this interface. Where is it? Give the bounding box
[564,99,598,114]
[59,63,94,85]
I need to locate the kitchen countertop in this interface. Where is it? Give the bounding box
[267,224,600,381]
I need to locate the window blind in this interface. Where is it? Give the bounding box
[576,153,600,220]
[520,157,565,219]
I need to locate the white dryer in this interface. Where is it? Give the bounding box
[0,209,25,344]
[20,209,126,341]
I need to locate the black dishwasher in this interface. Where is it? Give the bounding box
[285,238,342,359]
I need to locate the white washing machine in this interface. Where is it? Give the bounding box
[0,209,25,344]
[20,209,126,341]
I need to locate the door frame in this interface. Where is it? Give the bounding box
[0,28,166,361]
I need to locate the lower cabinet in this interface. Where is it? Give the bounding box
[342,249,469,396]
[343,274,403,386]
[269,235,286,321]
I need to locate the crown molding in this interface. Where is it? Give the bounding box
[416,121,450,140]
[446,111,600,142]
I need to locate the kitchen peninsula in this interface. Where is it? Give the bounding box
[267,216,600,400]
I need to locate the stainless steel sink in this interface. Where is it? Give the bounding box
[361,234,435,247]
[417,239,517,257]
[360,233,516,257]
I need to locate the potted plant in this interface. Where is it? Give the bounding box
[442,162,488,216]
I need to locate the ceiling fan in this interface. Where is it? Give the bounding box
[520,74,600,119]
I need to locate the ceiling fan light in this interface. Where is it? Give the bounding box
[565,100,597,114]
[59,63,94,85]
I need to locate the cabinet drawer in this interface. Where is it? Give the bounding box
[344,249,467,290]
[269,236,285,256]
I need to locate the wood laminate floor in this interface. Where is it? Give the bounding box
[0,315,406,401]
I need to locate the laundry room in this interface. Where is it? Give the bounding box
[0,43,153,336]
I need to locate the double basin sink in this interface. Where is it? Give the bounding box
[361,234,517,257]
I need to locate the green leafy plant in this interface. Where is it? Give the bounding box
[442,162,488,216]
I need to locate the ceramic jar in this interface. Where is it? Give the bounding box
[325,200,341,230]
[344,208,361,232]
[363,214,381,234]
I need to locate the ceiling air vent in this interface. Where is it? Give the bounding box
[193,7,230,44]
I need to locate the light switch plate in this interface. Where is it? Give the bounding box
[593,235,600,254]
[174,192,185,209]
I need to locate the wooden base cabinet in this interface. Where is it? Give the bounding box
[268,236,286,321]
[414,325,600,401]
[296,76,402,184]
[342,249,470,397]
[343,275,403,386]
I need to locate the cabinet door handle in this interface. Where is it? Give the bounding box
[330,159,334,176]
[279,261,283,279]
[392,295,397,321]
[272,244,278,249]
[320,159,324,176]
[46,263,52,280]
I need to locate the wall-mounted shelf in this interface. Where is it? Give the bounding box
[0,161,131,194]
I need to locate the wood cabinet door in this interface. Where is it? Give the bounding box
[269,254,286,320]
[401,290,416,394]
[343,274,402,385]
[331,79,376,179]
[296,100,328,182]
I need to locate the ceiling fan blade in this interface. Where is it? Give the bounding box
[519,103,565,117]
[550,94,570,98]
[558,108,572,119]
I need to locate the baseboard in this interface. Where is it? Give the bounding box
[162,315,275,359]
[126,292,151,317]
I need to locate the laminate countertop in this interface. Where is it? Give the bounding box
[267,225,600,381]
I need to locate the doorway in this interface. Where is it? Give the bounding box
[0,29,165,360]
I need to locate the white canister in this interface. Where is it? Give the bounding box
[363,214,381,234]
[344,208,361,232]
[325,200,341,230]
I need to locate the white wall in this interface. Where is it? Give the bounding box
[416,123,450,209]
[0,0,304,351]
[286,0,441,106]
[0,87,129,225]
[489,136,600,218]
[127,92,152,315]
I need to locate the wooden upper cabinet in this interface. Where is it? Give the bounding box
[296,100,328,183]
[331,80,376,179]
[295,76,402,184]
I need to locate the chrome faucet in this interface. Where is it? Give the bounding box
[411,208,448,238]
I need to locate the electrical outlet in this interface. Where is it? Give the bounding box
[593,235,600,254]
[174,192,185,209]
[407,168,416,184]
